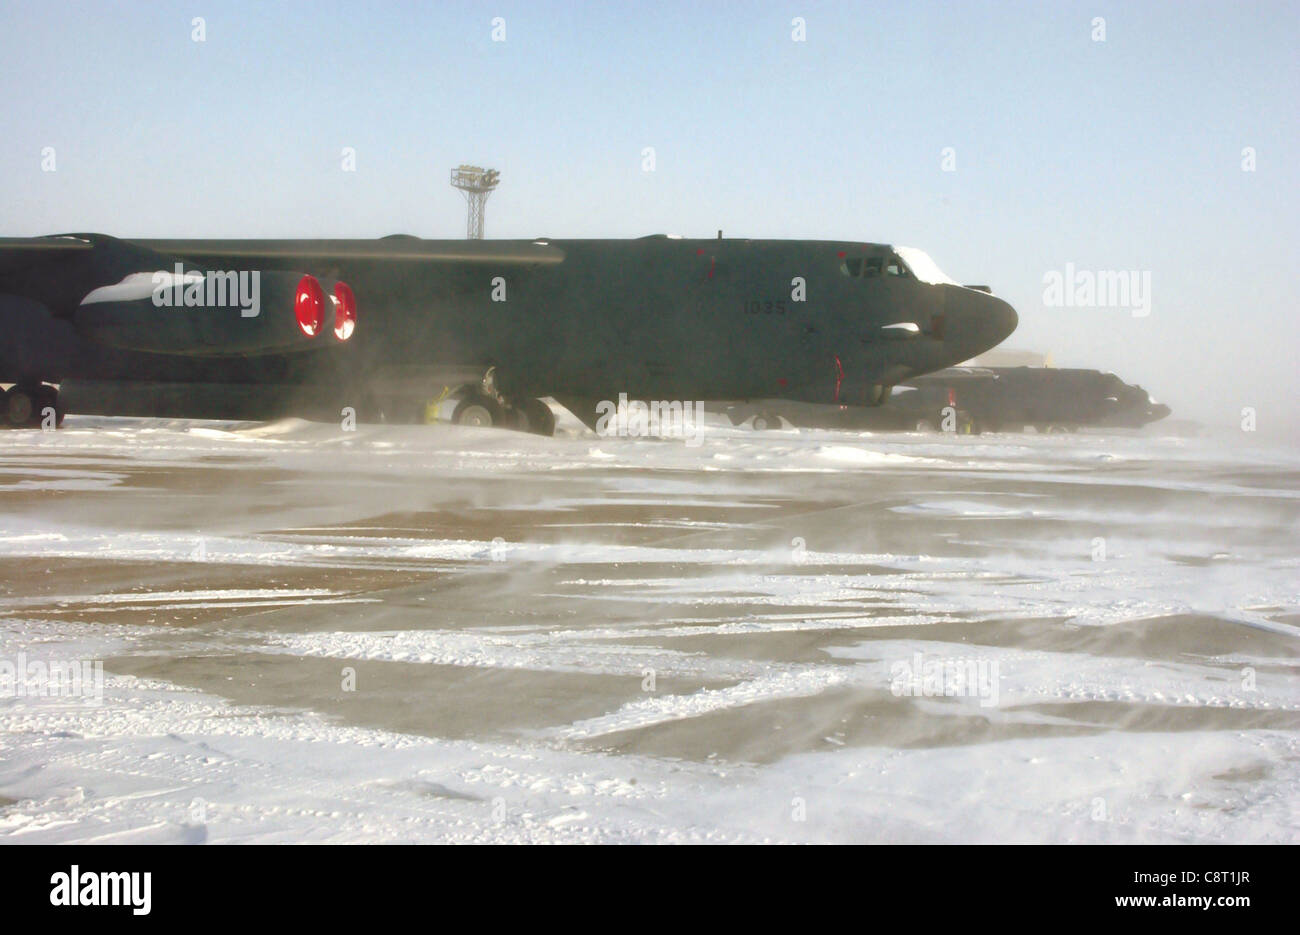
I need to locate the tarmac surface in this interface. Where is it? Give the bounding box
[1,415,1297,842]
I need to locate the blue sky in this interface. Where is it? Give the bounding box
[2,0,1296,435]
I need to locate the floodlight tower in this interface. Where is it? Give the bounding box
[450,165,500,239]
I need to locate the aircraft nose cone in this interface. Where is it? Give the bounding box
[987,296,1018,346]
[949,291,1018,362]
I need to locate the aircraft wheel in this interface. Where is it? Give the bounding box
[452,394,502,428]
[30,384,63,428]
[521,398,556,436]
[3,385,36,428]
[751,411,780,431]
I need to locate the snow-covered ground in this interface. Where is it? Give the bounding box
[1,415,1297,842]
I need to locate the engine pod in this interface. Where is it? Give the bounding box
[73,268,349,356]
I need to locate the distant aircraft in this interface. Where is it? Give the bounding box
[0,233,1017,433]
[900,366,1171,432]
[726,366,1170,433]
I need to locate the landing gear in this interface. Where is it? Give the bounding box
[448,391,556,435]
[451,393,503,428]
[2,382,62,429]
[447,365,507,428]
[438,368,557,436]
[913,411,976,434]
[521,397,556,436]
[3,386,33,426]
[750,410,781,431]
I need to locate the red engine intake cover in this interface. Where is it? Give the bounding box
[294,275,325,337]
[333,282,356,340]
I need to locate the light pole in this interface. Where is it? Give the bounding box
[450,165,500,239]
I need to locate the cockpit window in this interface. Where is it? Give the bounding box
[885,255,911,277]
[840,256,884,278]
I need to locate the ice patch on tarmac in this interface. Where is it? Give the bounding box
[2,419,1298,842]
[256,628,771,680]
[554,669,849,740]
[2,665,1295,843]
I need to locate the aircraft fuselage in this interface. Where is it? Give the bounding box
[0,234,1018,425]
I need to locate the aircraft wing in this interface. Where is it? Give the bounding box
[0,235,563,358]
[0,235,95,255]
[0,234,357,356]
[135,238,566,266]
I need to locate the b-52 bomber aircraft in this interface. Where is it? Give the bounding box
[0,233,1017,434]
[725,365,1171,434]
[901,365,1172,432]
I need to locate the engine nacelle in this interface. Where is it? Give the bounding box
[74,267,356,356]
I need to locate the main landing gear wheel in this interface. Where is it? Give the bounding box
[751,411,780,431]
[521,398,557,436]
[452,393,503,428]
[4,387,34,427]
[3,383,62,429]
